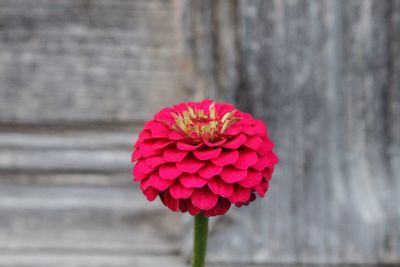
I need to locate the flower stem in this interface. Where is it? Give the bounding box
[192,213,209,267]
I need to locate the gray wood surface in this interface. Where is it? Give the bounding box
[0,0,193,124]
[1,0,399,266]
[183,0,400,265]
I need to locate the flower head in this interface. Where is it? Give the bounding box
[132,100,278,217]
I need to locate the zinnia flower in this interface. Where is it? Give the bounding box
[132,100,278,217]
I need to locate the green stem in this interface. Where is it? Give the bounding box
[192,213,209,267]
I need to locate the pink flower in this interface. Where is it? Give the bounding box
[132,100,278,217]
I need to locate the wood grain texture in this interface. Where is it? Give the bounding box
[183,0,400,264]
[0,184,183,255]
[0,0,194,124]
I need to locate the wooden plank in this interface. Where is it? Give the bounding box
[182,0,400,264]
[0,0,192,124]
[0,185,183,255]
[0,131,135,173]
[0,254,186,267]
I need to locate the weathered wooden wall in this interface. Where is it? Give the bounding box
[1,0,400,266]
[0,1,194,266]
[183,0,400,265]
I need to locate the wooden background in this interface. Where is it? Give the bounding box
[0,0,399,266]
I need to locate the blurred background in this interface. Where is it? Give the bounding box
[0,0,399,266]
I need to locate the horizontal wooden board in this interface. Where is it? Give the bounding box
[0,0,193,124]
[0,185,184,255]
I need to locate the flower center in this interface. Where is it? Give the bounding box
[172,102,240,141]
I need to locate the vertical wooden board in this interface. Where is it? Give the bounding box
[181,0,400,264]
[0,0,193,124]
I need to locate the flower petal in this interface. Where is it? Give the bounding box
[203,138,226,147]
[177,141,204,151]
[163,148,189,162]
[211,150,239,166]
[145,155,165,168]
[198,163,223,179]
[133,164,148,182]
[159,163,182,180]
[169,182,194,199]
[254,181,269,197]
[193,147,222,160]
[207,177,234,197]
[160,191,179,211]
[253,119,267,136]
[204,198,231,217]
[238,170,262,188]
[244,135,263,150]
[148,172,174,191]
[134,160,153,175]
[233,149,258,169]
[191,187,219,210]
[152,140,173,150]
[228,186,251,204]
[143,187,159,201]
[168,131,187,140]
[148,121,170,138]
[220,166,247,183]
[180,173,208,188]
[223,134,247,149]
[176,157,205,173]
[223,124,241,135]
[131,149,141,162]
[252,156,270,171]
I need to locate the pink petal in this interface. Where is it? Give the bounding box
[131,150,141,162]
[257,140,274,155]
[254,181,269,197]
[136,130,152,144]
[223,134,247,149]
[252,156,270,171]
[211,150,239,166]
[188,202,201,216]
[152,140,173,150]
[228,186,251,204]
[238,170,262,188]
[223,124,241,135]
[198,163,222,179]
[220,166,247,183]
[143,187,159,201]
[169,182,194,199]
[145,155,165,168]
[138,140,161,157]
[200,99,214,110]
[160,191,179,211]
[169,131,187,140]
[191,187,219,210]
[253,120,267,136]
[163,148,189,162]
[207,177,234,197]
[233,149,258,169]
[139,178,151,191]
[269,152,279,164]
[159,163,182,180]
[180,173,208,188]
[244,135,263,150]
[204,198,231,217]
[176,157,205,173]
[154,108,175,126]
[177,141,204,151]
[148,172,174,191]
[193,147,222,160]
[262,168,273,181]
[148,121,170,138]
[134,160,153,174]
[203,138,226,147]
[132,164,148,182]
